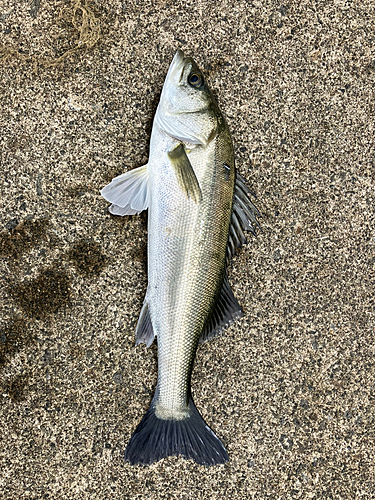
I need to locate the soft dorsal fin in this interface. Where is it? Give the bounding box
[226,171,261,261]
[135,299,155,347]
[100,164,150,216]
[200,171,261,343]
[199,274,243,343]
[167,144,202,203]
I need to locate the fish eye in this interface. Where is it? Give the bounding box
[188,73,203,88]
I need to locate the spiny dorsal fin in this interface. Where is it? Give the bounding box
[226,171,261,261]
[199,274,243,343]
[100,164,150,216]
[135,300,155,347]
[168,144,202,203]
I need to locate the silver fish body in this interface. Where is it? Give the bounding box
[101,50,260,465]
[148,121,234,420]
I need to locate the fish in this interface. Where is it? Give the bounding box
[101,50,260,466]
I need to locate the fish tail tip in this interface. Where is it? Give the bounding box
[124,398,228,466]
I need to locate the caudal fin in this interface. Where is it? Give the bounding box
[124,397,228,466]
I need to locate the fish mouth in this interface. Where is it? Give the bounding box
[172,49,185,67]
[167,49,194,83]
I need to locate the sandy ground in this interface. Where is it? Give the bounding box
[1,1,374,498]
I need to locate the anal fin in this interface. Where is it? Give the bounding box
[135,300,155,347]
[199,274,243,343]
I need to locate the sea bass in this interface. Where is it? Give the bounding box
[101,50,260,466]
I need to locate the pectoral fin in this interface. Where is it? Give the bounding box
[100,164,150,216]
[168,144,202,203]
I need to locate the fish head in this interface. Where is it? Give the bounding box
[155,50,221,147]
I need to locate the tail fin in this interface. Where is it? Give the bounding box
[124,397,228,466]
